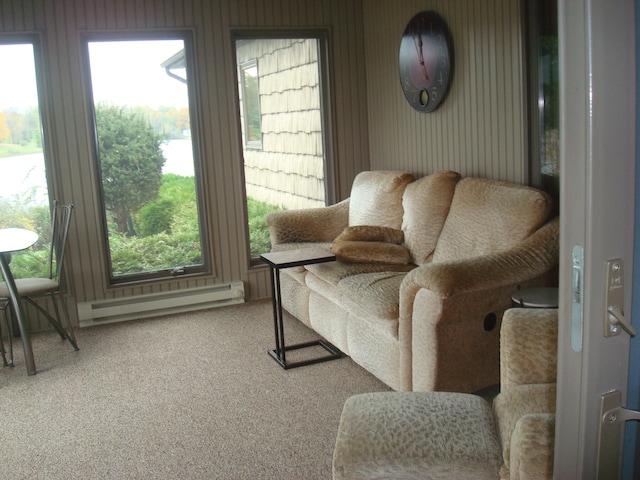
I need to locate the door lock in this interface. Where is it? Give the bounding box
[604,259,637,338]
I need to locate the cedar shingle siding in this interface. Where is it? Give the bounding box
[237,38,325,210]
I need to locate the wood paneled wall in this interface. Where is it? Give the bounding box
[0,0,370,321]
[363,0,528,181]
[1,0,529,327]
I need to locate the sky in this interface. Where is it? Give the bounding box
[88,39,188,109]
[0,39,189,111]
[0,44,39,111]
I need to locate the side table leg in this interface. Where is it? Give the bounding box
[269,265,281,357]
[274,267,287,365]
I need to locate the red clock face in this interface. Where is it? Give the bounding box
[399,11,453,113]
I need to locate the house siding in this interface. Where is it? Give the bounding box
[237,38,326,210]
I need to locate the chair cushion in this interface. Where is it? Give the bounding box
[348,171,415,229]
[401,170,461,265]
[433,177,553,262]
[333,392,502,480]
[0,278,58,298]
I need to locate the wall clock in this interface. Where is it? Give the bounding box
[398,11,453,113]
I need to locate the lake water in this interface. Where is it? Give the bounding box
[0,139,195,205]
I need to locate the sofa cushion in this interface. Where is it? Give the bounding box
[402,170,461,265]
[349,171,415,229]
[331,241,411,265]
[433,177,553,262]
[305,260,415,286]
[339,271,407,325]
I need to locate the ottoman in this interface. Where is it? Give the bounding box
[332,391,502,480]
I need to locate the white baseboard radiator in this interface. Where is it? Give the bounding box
[78,282,245,327]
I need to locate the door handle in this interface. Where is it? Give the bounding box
[607,306,637,337]
[597,389,640,478]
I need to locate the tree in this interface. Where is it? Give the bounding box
[95,104,166,236]
[0,112,10,142]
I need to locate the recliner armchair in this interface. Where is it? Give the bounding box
[332,307,558,479]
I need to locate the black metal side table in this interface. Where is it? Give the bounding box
[260,247,342,369]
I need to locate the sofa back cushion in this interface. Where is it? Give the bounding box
[349,171,416,230]
[401,170,461,265]
[432,177,553,262]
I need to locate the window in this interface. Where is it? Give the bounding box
[84,33,208,284]
[240,60,262,149]
[234,35,331,260]
[0,37,53,279]
[528,0,559,211]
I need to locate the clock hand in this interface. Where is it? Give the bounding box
[412,27,429,81]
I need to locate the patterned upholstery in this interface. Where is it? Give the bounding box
[267,171,559,392]
[333,308,558,480]
[433,177,553,262]
[348,171,415,229]
[333,392,502,480]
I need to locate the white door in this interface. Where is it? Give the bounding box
[555,0,637,478]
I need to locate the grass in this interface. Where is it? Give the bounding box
[0,143,43,158]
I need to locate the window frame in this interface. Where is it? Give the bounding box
[231,29,336,266]
[0,33,55,205]
[81,29,212,286]
[239,59,263,150]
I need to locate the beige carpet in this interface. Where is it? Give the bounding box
[0,299,392,480]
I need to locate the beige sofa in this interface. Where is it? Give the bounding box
[332,308,558,479]
[266,170,559,392]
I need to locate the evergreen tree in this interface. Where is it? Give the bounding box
[95,104,166,236]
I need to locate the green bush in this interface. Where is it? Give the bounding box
[1,179,283,279]
[135,198,175,236]
[109,230,202,275]
[247,197,282,257]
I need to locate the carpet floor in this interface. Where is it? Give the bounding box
[0,299,392,479]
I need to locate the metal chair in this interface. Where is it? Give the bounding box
[0,201,79,366]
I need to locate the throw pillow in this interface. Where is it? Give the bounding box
[334,225,405,245]
[330,240,411,265]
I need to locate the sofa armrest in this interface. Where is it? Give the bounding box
[509,413,555,480]
[398,218,559,392]
[500,308,558,390]
[493,384,556,479]
[266,199,350,246]
[403,217,559,297]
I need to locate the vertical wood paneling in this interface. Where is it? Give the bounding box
[0,0,528,321]
[363,0,526,182]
